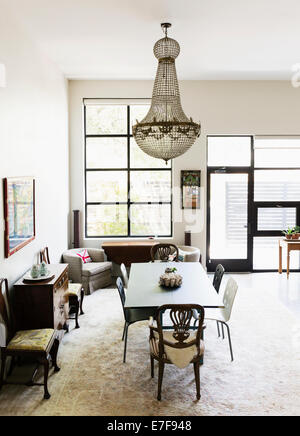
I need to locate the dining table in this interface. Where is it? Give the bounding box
[125,262,224,365]
[125,261,224,312]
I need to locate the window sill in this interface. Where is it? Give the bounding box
[83,236,174,241]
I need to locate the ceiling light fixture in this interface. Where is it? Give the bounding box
[133,23,201,163]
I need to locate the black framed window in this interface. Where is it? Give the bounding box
[207,135,300,272]
[84,100,172,238]
[252,137,300,270]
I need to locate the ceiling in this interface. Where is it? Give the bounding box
[7,0,300,80]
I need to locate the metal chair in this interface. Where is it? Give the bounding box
[192,263,225,331]
[120,263,129,289]
[150,243,179,262]
[116,277,152,363]
[204,277,238,361]
[149,304,205,401]
[213,264,225,293]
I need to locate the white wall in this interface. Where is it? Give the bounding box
[0,2,69,291]
[69,80,300,264]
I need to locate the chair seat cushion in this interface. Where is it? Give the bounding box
[7,329,55,352]
[82,262,112,277]
[150,330,204,369]
[65,283,82,297]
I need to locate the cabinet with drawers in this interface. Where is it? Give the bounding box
[14,264,69,331]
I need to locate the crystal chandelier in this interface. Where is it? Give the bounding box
[132,23,201,163]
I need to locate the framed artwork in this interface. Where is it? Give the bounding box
[181,170,201,209]
[3,177,35,257]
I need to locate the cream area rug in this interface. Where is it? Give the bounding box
[0,274,300,416]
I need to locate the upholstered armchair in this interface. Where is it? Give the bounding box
[62,248,112,295]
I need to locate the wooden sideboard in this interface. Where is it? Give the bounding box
[14,264,69,331]
[102,240,158,266]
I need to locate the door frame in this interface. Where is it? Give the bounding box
[206,166,254,272]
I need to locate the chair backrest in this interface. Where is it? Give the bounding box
[116,277,126,315]
[120,263,129,288]
[213,264,225,293]
[40,246,50,264]
[0,278,13,345]
[155,304,205,351]
[150,244,179,262]
[222,277,238,322]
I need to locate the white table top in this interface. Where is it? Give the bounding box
[125,262,224,309]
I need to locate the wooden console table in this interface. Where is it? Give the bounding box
[278,238,300,278]
[102,240,158,266]
[14,264,69,331]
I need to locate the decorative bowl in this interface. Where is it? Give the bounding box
[159,272,182,288]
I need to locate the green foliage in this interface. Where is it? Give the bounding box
[282,226,300,235]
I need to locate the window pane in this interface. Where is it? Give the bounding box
[207,137,251,167]
[257,208,296,231]
[130,171,171,202]
[210,173,248,259]
[130,139,171,168]
[254,170,300,201]
[86,171,127,202]
[253,237,300,269]
[86,205,127,236]
[254,137,300,168]
[130,105,149,134]
[130,204,171,236]
[86,138,127,169]
[86,105,127,134]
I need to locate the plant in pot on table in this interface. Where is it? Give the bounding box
[292,225,300,239]
[282,227,295,240]
[282,226,300,240]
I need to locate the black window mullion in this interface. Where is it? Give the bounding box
[127,105,131,237]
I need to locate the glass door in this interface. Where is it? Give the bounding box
[207,170,252,272]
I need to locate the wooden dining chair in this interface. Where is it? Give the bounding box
[150,243,179,262]
[40,246,50,264]
[149,304,205,401]
[39,247,84,329]
[116,277,152,363]
[0,278,60,399]
[120,263,129,289]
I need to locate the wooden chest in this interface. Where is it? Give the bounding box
[14,264,69,331]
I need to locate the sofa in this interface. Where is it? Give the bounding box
[178,245,201,262]
[62,248,112,295]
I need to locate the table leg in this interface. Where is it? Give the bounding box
[287,247,290,279]
[278,241,282,274]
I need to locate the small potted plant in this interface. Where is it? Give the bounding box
[292,225,300,239]
[282,227,294,239]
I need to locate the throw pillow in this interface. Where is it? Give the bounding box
[76,249,92,264]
